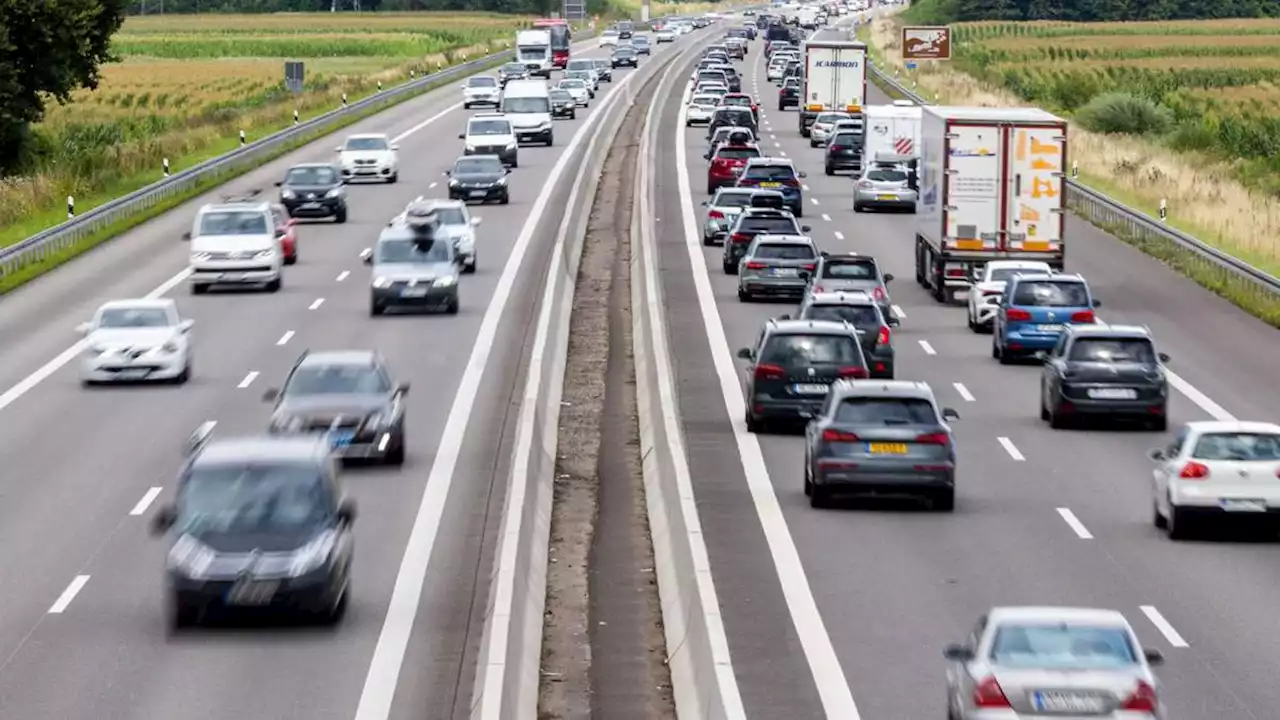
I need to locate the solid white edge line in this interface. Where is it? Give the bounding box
[953,382,975,402]
[237,371,259,389]
[353,59,643,720]
[48,575,90,614]
[130,487,163,516]
[918,340,936,356]
[997,436,1025,461]
[676,82,862,719]
[1140,605,1189,648]
[1055,508,1093,539]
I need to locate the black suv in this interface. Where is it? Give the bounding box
[1039,324,1171,431]
[611,45,639,68]
[790,291,896,379]
[276,163,347,223]
[617,20,635,38]
[722,208,810,273]
[736,318,869,431]
[778,76,800,110]
[824,130,864,176]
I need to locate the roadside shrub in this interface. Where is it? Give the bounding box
[1075,92,1173,136]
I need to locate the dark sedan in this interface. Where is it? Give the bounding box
[498,62,528,86]
[611,46,639,68]
[276,163,347,222]
[445,155,510,205]
[792,291,897,379]
[549,89,577,119]
[778,77,800,110]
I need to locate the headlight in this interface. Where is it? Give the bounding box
[505,142,517,151]
[254,249,275,259]
[191,252,211,261]
[281,189,296,199]
[168,534,216,579]
[449,179,460,187]
[373,276,391,288]
[465,144,477,152]
[496,176,507,186]
[161,341,180,354]
[288,530,337,577]
[434,275,457,287]
[325,188,341,198]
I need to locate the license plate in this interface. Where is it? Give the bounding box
[771,267,798,276]
[867,442,908,454]
[1033,692,1105,713]
[876,194,897,200]
[1221,499,1267,512]
[793,383,828,394]
[116,368,150,380]
[760,182,782,188]
[300,202,322,209]
[401,287,428,297]
[330,430,355,448]
[219,272,244,281]
[1088,387,1137,400]
[226,579,278,606]
[1036,324,1064,333]
[731,167,743,174]
[469,190,487,198]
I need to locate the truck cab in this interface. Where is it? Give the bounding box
[799,40,867,137]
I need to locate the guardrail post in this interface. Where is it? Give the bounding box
[410,70,416,80]
[377,80,383,92]
[239,130,246,146]
[163,158,170,177]
[293,109,299,125]
[342,93,348,107]
[1159,198,1167,222]
[66,196,74,219]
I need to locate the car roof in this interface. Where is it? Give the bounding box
[1010,272,1085,284]
[752,234,812,245]
[201,200,270,213]
[98,298,176,312]
[470,112,509,121]
[1065,324,1149,339]
[806,290,876,305]
[288,162,338,170]
[1184,420,1280,435]
[298,349,381,368]
[986,606,1131,628]
[408,198,467,212]
[746,157,795,167]
[832,379,935,400]
[767,318,857,336]
[711,188,756,199]
[821,252,875,264]
[347,132,389,140]
[741,208,796,217]
[193,435,333,467]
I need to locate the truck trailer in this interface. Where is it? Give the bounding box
[863,100,922,165]
[914,106,1068,304]
[799,39,867,136]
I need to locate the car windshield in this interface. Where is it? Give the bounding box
[593,60,609,67]
[430,207,467,226]
[784,78,800,88]
[716,147,761,160]
[177,464,331,535]
[468,77,498,88]
[804,304,880,327]
[754,243,814,260]
[836,397,937,425]
[615,48,635,55]
[761,334,858,365]
[698,72,727,83]
[375,237,453,264]
[565,71,591,81]
[1012,281,1090,307]
[560,80,585,89]
[692,97,717,108]
[503,97,550,113]
[98,307,171,328]
[199,211,268,236]
[989,267,1045,283]
[724,96,752,106]
[822,259,877,279]
[634,36,649,44]
[712,193,753,208]
[816,113,849,124]
[989,624,1138,670]
[344,136,388,151]
[743,165,796,181]
[550,90,572,101]
[521,47,548,58]
[469,120,511,136]
[567,61,593,71]
[286,363,389,396]
[1192,432,1280,461]
[867,169,908,182]
[286,166,337,185]
[1068,338,1155,363]
[455,157,502,174]
[714,110,753,125]
[502,63,524,73]
[740,216,798,234]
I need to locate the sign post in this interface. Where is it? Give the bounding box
[284,61,305,94]
[901,26,952,61]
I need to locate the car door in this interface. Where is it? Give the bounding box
[1042,333,1069,402]
[1154,426,1189,501]
[949,615,987,712]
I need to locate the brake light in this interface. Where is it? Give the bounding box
[872,286,886,301]
[801,263,815,271]
[1071,310,1095,323]
[945,268,968,277]
[830,145,847,152]
[709,210,725,220]
[973,676,1011,708]
[754,363,785,380]
[745,261,766,270]
[915,432,949,444]
[783,178,800,187]
[1006,308,1032,321]
[1119,680,1158,712]
[822,428,858,442]
[876,326,890,345]
[731,232,751,243]
[1179,461,1210,479]
[837,366,867,378]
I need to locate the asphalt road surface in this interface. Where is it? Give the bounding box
[650,19,1280,719]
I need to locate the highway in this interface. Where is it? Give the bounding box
[649,18,1280,719]
[0,34,680,720]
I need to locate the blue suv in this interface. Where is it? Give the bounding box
[735,158,807,217]
[993,273,1100,364]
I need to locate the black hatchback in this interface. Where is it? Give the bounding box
[736,319,869,431]
[276,163,347,222]
[611,46,639,68]
[824,130,865,176]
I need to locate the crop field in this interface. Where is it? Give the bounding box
[0,12,532,248]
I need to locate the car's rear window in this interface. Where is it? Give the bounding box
[712,192,753,208]
[1068,338,1155,364]
[761,334,858,365]
[742,165,796,181]
[754,244,814,260]
[1191,433,1280,461]
[989,624,1137,670]
[835,397,937,425]
[989,267,1044,283]
[724,96,752,106]
[740,216,798,233]
[830,133,862,146]
[803,304,880,327]
[867,169,908,182]
[1011,281,1090,307]
[716,147,761,160]
[822,260,877,279]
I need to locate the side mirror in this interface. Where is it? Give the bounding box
[458,133,466,139]
[798,171,808,178]
[76,322,92,334]
[777,314,791,320]
[335,146,344,152]
[444,170,451,176]
[274,180,283,187]
[181,231,192,241]
[1033,350,1048,361]
[396,382,411,394]
[1144,648,1164,666]
[700,200,708,206]
[1147,448,1165,462]
[178,319,194,333]
[262,387,280,402]
[942,407,960,421]
[390,144,400,151]
[1092,298,1102,307]
[942,644,973,662]
[337,498,358,525]
[736,347,753,360]
[150,504,177,535]
[883,273,894,282]
[1158,352,1171,363]
[275,227,286,238]
[471,217,482,226]
[888,316,900,327]
[360,247,373,264]
[801,225,812,232]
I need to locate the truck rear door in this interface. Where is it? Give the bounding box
[944,123,1003,253]
[1003,124,1066,256]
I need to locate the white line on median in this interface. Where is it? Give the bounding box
[1140,606,1189,647]
[336,270,350,282]
[130,487,163,516]
[918,340,936,355]
[308,298,324,310]
[48,576,90,614]
[834,231,845,240]
[821,213,831,221]
[997,436,1025,461]
[1056,508,1093,539]
[953,382,975,402]
[276,330,295,346]
[237,371,259,389]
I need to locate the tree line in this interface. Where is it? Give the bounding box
[907,0,1280,22]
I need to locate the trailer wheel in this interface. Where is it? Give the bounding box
[931,257,947,303]
[914,237,927,286]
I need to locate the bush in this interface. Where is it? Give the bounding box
[1074,92,1174,135]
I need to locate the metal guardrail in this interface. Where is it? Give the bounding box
[865,59,1280,317]
[0,32,596,284]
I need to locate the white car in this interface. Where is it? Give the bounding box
[685,95,719,125]
[336,133,399,183]
[766,61,788,82]
[557,79,591,106]
[1150,421,1280,539]
[656,29,675,43]
[599,30,620,47]
[694,83,729,103]
[967,260,1053,332]
[78,299,194,385]
[463,75,502,109]
[185,199,283,294]
[392,198,482,273]
[809,111,853,147]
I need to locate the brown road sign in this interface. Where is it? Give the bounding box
[902,26,952,60]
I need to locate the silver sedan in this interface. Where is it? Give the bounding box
[853,166,918,212]
[700,188,756,245]
[737,235,818,301]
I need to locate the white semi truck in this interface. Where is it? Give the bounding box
[863,100,922,164]
[914,106,1068,304]
[799,39,867,136]
[515,29,553,78]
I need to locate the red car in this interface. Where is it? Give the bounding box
[720,93,759,122]
[270,203,299,265]
[707,143,763,194]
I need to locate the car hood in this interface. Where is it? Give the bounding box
[276,393,391,419]
[339,150,392,163]
[1064,361,1159,384]
[507,114,549,128]
[453,171,505,183]
[87,327,179,348]
[373,261,458,282]
[192,234,274,252]
[190,528,319,555]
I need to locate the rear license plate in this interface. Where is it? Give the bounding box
[330,430,355,448]
[469,190,487,198]
[771,268,798,276]
[401,287,428,298]
[1036,324,1064,333]
[760,182,782,188]
[219,273,244,281]
[1221,499,1267,512]
[876,194,897,200]
[1033,692,1105,713]
[1088,387,1137,400]
[731,167,743,174]
[867,442,908,454]
[793,383,828,394]
[226,580,279,606]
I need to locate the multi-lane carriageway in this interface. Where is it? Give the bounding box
[648,18,1280,720]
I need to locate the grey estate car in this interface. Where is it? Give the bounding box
[806,252,897,325]
[736,318,868,431]
[737,235,818,301]
[790,291,896,379]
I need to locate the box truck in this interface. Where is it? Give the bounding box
[915,106,1068,304]
[799,40,867,136]
[515,29,553,77]
[863,100,922,165]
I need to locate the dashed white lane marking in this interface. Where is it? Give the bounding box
[997,436,1025,461]
[48,576,90,614]
[309,298,325,310]
[276,330,295,346]
[130,487,163,516]
[428,181,438,189]
[892,304,906,319]
[336,270,350,282]
[834,231,845,240]
[237,371,259,389]
[810,197,820,206]
[918,340,936,355]
[770,133,778,140]
[821,213,831,221]
[1056,508,1093,539]
[779,151,787,157]
[774,141,781,147]
[1140,606,1189,647]
[802,184,811,191]
[953,382,975,402]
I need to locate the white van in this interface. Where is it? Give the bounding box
[501,79,554,146]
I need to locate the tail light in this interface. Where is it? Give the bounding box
[754,363,785,380]
[973,676,1011,708]
[876,326,890,345]
[1179,461,1209,479]
[1071,310,1095,323]
[783,179,800,188]
[830,145,847,152]
[915,432,949,444]
[812,285,825,292]
[858,180,873,189]
[822,428,858,442]
[745,261,766,270]
[1006,308,1032,321]
[945,268,967,278]
[709,210,725,220]
[731,232,751,243]
[837,366,867,378]
[1119,680,1158,712]
[872,287,886,301]
[801,263,815,271]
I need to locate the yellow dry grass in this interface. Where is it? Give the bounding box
[982,34,1280,52]
[869,14,1280,269]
